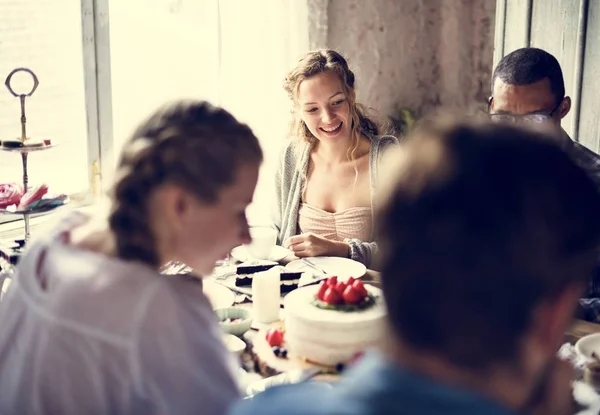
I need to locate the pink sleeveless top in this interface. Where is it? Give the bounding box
[298,203,373,242]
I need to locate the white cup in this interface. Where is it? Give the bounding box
[246,226,277,260]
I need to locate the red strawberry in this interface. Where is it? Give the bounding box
[327,276,338,287]
[316,281,328,301]
[346,277,355,286]
[334,281,347,295]
[265,328,284,347]
[352,280,368,298]
[342,285,362,305]
[323,287,342,305]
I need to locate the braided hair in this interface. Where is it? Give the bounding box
[108,100,263,268]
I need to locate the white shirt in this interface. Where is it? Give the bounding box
[0,213,240,414]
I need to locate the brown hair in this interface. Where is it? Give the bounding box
[108,100,262,267]
[376,118,600,369]
[283,49,384,162]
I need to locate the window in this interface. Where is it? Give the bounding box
[0,0,89,196]
[107,0,309,225]
[216,0,309,225]
[0,0,309,235]
[107,0,220,177]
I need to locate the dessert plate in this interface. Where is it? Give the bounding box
[285,256,367,283]
[231,245,292,263]
[203,279,235,310]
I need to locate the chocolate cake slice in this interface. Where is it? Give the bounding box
[280,271,302,293]
[234,263,277,287]
[234,264,303,294]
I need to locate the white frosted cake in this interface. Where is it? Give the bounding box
[283,282,387,366]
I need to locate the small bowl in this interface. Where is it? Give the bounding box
[215,307,253,337]
[222,333,246,355]
[575,333,600,359]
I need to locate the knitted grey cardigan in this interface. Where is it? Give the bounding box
[271,134,400,268]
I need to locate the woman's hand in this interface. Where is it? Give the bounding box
[284,233,349,258]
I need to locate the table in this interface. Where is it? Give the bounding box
[566,319,600,344]
[210,258,600,379]
[223,264,381,380]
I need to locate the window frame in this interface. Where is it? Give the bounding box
[81,0,115,197]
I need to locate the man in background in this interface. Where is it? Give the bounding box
[490,47,600,322]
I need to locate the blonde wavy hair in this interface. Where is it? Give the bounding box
[283,49,384,164]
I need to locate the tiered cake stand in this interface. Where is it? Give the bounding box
[0,68,69,265]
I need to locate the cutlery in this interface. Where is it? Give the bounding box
[300,258,328,276]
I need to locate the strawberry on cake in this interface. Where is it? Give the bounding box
[283,276,387,366]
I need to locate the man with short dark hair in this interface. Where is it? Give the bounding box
[490,47,600,322]
[230,120,600,415]
[489,47,600,190]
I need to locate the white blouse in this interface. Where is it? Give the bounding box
[0,213,240,414]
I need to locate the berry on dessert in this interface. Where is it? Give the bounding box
[316,276,370,307]
[342,285,363,305]
[334,280,347,295]
[316,281,328,300]
[323,287,342,305]
[327,276,337,287]
[352,279,368,298]
[265,328,284,347]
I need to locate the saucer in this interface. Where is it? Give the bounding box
[231,245,292,263]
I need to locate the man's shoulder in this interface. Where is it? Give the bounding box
[571,140,600,167]
[569,141,600,191]
[231,353,396,415]
[230,383,365,415]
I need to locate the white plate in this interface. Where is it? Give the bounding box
[285,256,367,282]
[211,260,280,299]
[203,279,235,310]
[575,333,600,359]
[222,333,246,355]
[230,245,292,263]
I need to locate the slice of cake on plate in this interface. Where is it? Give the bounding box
[235,262,303,294]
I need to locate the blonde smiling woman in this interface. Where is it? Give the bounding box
[274,49,399,268]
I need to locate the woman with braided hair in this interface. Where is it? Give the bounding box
[0,100,262,415]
